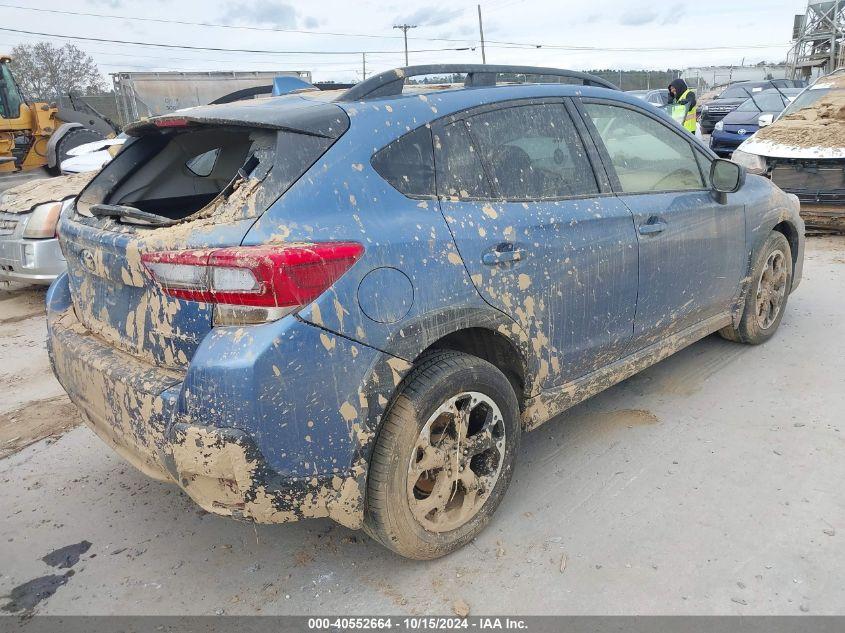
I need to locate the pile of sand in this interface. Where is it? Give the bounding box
[755,75,845,149]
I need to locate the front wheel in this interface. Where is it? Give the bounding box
[364,351,520,560]
[720,231,793,345]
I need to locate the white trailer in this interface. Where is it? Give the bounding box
[111,70,312,125]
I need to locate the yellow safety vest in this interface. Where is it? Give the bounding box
[677,88,697,133]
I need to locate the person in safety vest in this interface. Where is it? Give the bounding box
[667,78,697,133]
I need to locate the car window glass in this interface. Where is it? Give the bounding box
[720,86,752,99]
[465,103,598,200]
[371,126,435,197]
[436,121,494,199]
[694,151,711,187]
[185,148,220,177]
[584,103,705,193]
[736,93,787,112]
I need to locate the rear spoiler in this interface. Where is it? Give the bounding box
[125,98,349,139]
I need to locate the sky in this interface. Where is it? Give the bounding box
[0,0,813,83]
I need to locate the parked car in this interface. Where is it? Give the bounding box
[709,88,802,157]
[699,79,806,134]
[733,71,845,231]
[46,64,804,559]
[0,172,95,284]
[626,89,668,107]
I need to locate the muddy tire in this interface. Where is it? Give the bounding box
[50,128,105,175]
[719,231,792,345]
[364,351,520,559]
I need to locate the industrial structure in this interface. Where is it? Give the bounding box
[788,0,845,79]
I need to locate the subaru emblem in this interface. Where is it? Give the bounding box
[81,249,96,272]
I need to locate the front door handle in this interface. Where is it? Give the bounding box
[482,246,525,266]
[638,221,667,235]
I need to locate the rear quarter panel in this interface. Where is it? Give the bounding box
[243,99,538,383]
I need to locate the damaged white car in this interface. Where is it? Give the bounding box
[732,71,845,231]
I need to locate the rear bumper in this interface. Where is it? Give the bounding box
[0,236,65,285]
[46,274,388,528]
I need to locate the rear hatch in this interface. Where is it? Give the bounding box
[60,96,349,368]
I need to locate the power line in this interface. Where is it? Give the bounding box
[0,26,473,55]
[0,2,474,44]
[2,31,395,66]
[0,2,790,53]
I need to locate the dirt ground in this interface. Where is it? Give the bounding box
[1,236,843,616]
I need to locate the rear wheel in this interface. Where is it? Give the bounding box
[364,351,520,559]
[720,231,792,345]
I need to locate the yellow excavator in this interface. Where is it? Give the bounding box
[1,54,116,174]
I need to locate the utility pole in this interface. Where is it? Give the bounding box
[393,24,417,66]
[832,0,841,72]
[362,52,367,80]
[477,4,486,64]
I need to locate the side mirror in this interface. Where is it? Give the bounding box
[758,113,774,128]
[710,158,745,196]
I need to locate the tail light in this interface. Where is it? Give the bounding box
[141,242,363,325]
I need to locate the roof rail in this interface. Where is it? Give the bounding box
[335,64,619,102]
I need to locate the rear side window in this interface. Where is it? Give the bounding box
[371,126,435,197]
[186,148,220,177]
[584,103,705,193]
[435,121,494,199]
[466,103,598,200]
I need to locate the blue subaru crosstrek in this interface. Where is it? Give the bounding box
[47,64,804,559]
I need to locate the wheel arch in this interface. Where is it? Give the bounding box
[45,122,83,168]
[771,219,800,289]
[356,307,538,467]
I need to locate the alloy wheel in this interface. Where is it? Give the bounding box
[406,392,506,533]
[755,249,788,330]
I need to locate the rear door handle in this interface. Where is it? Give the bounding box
[638,221,667,235]
[482,247,525,266]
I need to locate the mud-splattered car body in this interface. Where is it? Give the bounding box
[47,67,805,531]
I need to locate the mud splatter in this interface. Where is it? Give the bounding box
[42,540,93,569]
[0,571,74,613]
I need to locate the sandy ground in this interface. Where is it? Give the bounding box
[0,236,843,616]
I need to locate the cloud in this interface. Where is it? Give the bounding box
[392,6,463,28]
[619,9,659,26]
[303,16,320,29]
[660,4,687,24]
[86,0,123,7]
[219,1,315,29]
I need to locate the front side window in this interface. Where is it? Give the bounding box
[466,103,598,200]
[584,103,705,193]
[0,62,23,119]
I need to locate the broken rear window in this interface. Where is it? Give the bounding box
[76,125,334,226]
